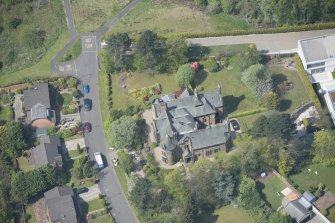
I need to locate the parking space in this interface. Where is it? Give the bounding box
[81,36,97,52]
[79,184,101,202]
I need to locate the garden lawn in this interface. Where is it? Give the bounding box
[106,0,250,36]
[71,0,130,33]
[200,205,252,223]
[68,150,84,159]
[257,175,285,210]
[81,198,105,214]
[327,206,335,222]
[58,39,82,62]
[17,157,35,172]
[88,214,114,223]
[290,164,335,194]
[0,105,13,121]
[58,93,73,106]
[0,32,69,87]
[25,204,36,223]
[269,65,311,113]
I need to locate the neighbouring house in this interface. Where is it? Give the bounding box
[44,186,78,223]
[152,86,231,165]
[298,34,335,75]
[32,135,63,169]
[23,83,56,128]
[282,196,313,223]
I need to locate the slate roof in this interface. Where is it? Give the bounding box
[30,103,48,121]
[282,197,312,223]
[154,88,229,151]
[44,186,78,223]
[23,83,51,111]
[32,136,63,168]
[303,191,316,203]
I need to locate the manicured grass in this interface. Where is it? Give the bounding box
[290,164,335,194]
[258,175,285,210]
[0,0,66,73]
[0,105,14,121]
[68,150,84,158]
[88,214,114,223]
[269,65,311,113]
[17,157,35,172]
[114,166,129,194]
[71,0,130,33]
[327,206,335,222]
[0,31,69,87]
[57,93,73,106]
[106,0,250,36]
[25,204,36,223]
[58,39,82,62]
[81,198,105,214]
[200,205,252,223]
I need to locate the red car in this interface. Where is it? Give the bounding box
[83,122,92,133]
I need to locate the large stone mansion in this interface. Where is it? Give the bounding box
[152,86,231,165]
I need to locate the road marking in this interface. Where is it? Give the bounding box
[74,61,78,76]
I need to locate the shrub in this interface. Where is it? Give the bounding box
[24,29,46,49]
[9,18,22,29]
[204,57,221,72]
[72,89,80,98]
[320,209,328,216]
[294,54,321,109]
[16,89,23,94]
[206,2,222,15]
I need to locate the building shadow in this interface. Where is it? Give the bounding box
[223,95,245,113]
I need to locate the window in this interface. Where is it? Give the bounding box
[214,149,219,153]
[307,62,325,69]
[311,67,325,74]
[205,150,213,156]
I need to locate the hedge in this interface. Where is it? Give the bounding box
[164,22,335,39]
[294,54,322,109]
[228,108,267,118]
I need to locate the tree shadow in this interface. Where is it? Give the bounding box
[278,99,292,112]
[271,73,287,85]
[186,44,211,61]
[193,69,208,87]
[256,181,272,209]
[223,95,245,113]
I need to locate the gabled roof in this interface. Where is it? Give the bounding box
[30,103,48,121]
[282,197,311,223]
[23,83,51,111]
[44,186,78,223]
[32,136,62,168]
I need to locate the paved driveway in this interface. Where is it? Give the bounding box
[79,184,101,202]
[65,138,86,151]
[187,29,335,53]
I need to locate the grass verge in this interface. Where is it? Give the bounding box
[88,214,114,223]
[25,204,36,223]
[0,32,69,87]
[58,39,82,62]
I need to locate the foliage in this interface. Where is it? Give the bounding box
[107,33,133,72]
[163,37,188,73]
[130,177,151,213]
[117,150,134,174]
[11,165,57,203]
[237,176,262,210]
[265,92,280,110]
[72,156,88,180]
[109,116,141,150]
[250,113,295,143]
[206,2,222,15]
[211,170,236,204]
[312,131,335,166]
[237,44,261,71]
[23,29,46,49]
[204,57,221,72]
[175,64,196,87]
[0,122,27,158]
[135,30,166,71]
[278,149,295,176]
[66,77,78,88]
[294,54,321,109]
[241,64,273,98]
[164,168,189,201]
[128,83,161,101]
[82,162,94,178]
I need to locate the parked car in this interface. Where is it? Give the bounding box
[76,187,88,194]
[83,122,92,133]
[83,98,92,111]
[83,84,89,93]
[230,119,240,131]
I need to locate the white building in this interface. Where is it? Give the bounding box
[298,34,335,75]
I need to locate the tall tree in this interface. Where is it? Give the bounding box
[117,149,134,174]
[107,32,133,71]
[0,122,27,157]
[130,177,151,213]
[312,131,335,166]
[109,116,140,150]
[211,170,236,204]
[175,64,196,87]
[164,168,189,201]
[237,176,262,209]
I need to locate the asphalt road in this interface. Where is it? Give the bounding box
[77,36,137,223]
[187,29,335,53]
[51,1,142,222]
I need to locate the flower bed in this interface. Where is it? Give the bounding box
[128,83,161,101]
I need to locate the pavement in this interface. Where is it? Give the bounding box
[50,1,142,222]
[65,138,86,151]
[187,29,335,54]
[79,184,101,202]
[13,95,24,121]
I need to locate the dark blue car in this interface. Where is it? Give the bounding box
[83,84,89,94]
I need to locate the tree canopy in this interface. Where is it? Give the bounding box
[109,115,140,150]
[130,177,151,213]
[312,131,335,166]
[175,64,196,87]
[107,32,133,71]
[0,122,27,158]
[237,176,262,209]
